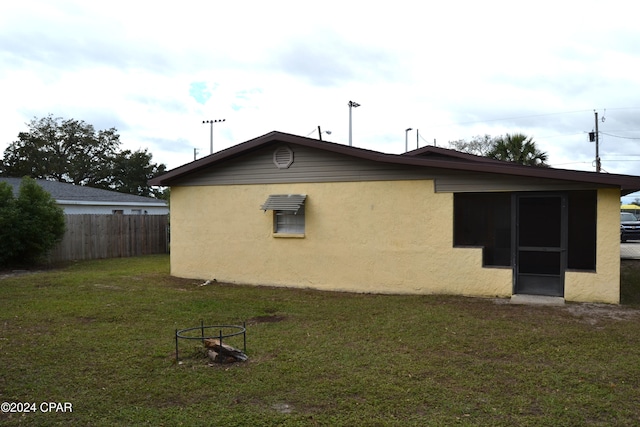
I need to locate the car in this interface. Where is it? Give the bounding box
[621,212,640,242]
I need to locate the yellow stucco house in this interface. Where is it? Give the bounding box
[150,131,640,304]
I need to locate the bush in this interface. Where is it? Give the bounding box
[0,183,20,265]
[0,177,65,267]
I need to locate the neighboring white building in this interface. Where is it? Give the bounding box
[0,178,168,215]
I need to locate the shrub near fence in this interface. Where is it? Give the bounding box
[47,214,169,262]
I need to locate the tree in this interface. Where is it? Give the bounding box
[1,115,120,187]
[111,149,167,197]
[486,133,548,166]
[448,134,497,156]
[1,115,167,197]
[0,182,20,266]
[449,133,549,166]
[0,177,66,267]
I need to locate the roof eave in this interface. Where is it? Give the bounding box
[148,131,640,194]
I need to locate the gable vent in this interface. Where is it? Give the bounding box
[273,146,294,169]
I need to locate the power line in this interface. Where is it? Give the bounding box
[416,107,640,151]
[418,132,433,146]
[600,131,640,140]
[603,154,640,157]
[550,161,593,167]
[536,132,586,139]
[597,107,640,112]
[429,109,595,129]
[553,156,640,162]
[422,107,640,132]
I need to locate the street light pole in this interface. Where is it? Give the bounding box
[317,126,331,142]
[305,127,332,141]
[202,119,225,154]
[348,101,360,146]
[405,128,413,152]
[594,111,601,173]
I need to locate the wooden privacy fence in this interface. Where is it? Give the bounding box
[47,214,169,263]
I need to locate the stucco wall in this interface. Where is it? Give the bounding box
[170,180,513,297]
[564,188,621,304]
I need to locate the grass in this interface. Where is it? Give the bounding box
[1,255,640,426]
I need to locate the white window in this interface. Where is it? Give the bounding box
[274,207,305,234]
[260,194,307,236]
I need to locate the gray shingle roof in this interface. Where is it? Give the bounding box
[0,178,167,206]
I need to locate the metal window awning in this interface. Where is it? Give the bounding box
[260,194,306,213]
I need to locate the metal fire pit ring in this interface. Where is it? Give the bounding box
[175,321,246,363]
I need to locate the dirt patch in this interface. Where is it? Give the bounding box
[491,296,640,325]
[0,261,71,280]
[247,315,287,325]
[92,284,124,291]
[0,270,39,280]
[562,303,640,325]
[271,402,294,414]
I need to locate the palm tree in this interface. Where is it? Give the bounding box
[487,133,548,166]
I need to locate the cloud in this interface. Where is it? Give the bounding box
[189,82,213,105]
[2,0,640,189]
[271,30,406,87]
[231,88,262,111]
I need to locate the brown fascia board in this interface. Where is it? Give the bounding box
[148,131,282,185]
[148,131,392,186]
[149,131,640,195]
[403,145,505,164]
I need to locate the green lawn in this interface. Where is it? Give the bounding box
[1,255,640,426]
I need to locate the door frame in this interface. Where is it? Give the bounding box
[512,192,568,297]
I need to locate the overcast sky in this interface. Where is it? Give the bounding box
[2,1,640,200]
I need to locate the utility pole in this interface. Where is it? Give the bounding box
[594,111,601,173]
[306,127,332,140]
[203,119,225,154]
[348,101,360,146]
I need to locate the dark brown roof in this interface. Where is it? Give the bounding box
[149,131,640,195]
[403,145,507,164]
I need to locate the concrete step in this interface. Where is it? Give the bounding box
[510,294,565,306]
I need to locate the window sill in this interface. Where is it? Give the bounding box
[481,264,512,269]
[566,268,596,273]
[273,233,305,238]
